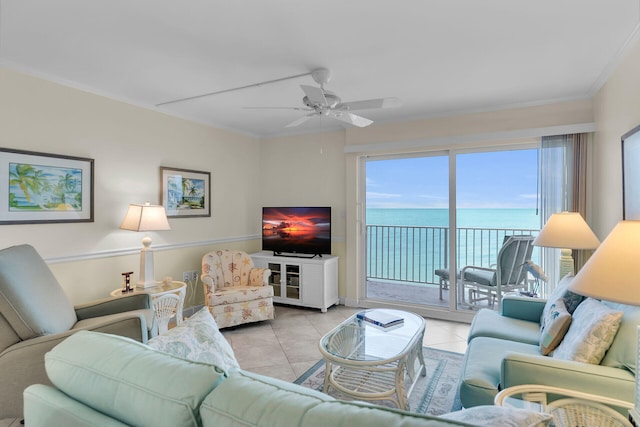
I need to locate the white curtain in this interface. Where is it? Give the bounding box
[539,133,591,292]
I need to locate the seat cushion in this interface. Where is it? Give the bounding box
[202,370,469,427]
[45,330,227,427]
[0,244,76,339]
[208,285,274,305]
[463,269,495,286]
[468,308,541,345]
[459,336,541,408]
[208,298,274,329]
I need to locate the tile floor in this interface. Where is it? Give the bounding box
[221,304,471,382]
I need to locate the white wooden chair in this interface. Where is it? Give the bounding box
[153,293,181,334]
[495,384,633,427]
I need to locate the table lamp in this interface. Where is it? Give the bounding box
[120,202,170,288]
[533,212,600,279]
[568,220,640,420]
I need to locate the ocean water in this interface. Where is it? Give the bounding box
[366,208,541,230]
[365,208,541,284]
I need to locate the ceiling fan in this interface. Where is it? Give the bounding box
[248,68,402,128]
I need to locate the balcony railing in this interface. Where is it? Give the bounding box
[366,225,540,285]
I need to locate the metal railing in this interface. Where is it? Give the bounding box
[366,225,540,285]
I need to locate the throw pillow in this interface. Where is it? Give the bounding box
[553,298,623,364]
[540,274,584,335]
[148,307,240,372]
[539,298,571,356]
[440,405,553,427]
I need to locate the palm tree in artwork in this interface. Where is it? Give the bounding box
[9,164,47,204]
[182,178,194,196]
[60,173,76,193]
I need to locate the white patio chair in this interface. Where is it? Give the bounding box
[153,293,181,334]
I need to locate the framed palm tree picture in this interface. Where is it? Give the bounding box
[0,148,94,224]
[160,166,211,218]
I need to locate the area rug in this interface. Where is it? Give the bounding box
[294,347,463,416]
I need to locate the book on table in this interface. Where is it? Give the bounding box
[356,310,404,328]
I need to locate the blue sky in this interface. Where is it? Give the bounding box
[366,149,539,209]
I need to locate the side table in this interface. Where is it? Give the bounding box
[111,280,187,328]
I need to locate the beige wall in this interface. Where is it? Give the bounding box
[258,131,347,297]
[0,68,262,305]
[592,38,640,238]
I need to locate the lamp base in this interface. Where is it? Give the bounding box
[136,279,159,289]
[559,248,575,279]
[136,243,158,288]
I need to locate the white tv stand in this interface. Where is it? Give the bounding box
[250,251,338,312]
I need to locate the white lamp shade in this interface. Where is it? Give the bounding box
[533,212,600,249]
[570,220,640,305]
[120,203,170,232]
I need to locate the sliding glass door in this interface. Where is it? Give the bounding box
[362,145,540,320]
[364,153,450,309]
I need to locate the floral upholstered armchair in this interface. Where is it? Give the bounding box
[201,250,275,328]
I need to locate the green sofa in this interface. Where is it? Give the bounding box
[23,331,553,427]
[459,293,640,409]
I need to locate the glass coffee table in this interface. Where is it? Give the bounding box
[318,309,426,410]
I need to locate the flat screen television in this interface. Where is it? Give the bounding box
[262,207,331,257]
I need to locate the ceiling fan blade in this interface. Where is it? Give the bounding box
[243,106,312,111]
[332,112,373,128]
[300,85,327,105]
[336,97,402,111]
[285,114,316,128]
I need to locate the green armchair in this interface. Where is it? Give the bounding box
[0,244,158,419]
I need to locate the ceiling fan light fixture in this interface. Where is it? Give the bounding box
[311,68,332,86]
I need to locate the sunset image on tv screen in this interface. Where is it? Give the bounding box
[262,207,331,254]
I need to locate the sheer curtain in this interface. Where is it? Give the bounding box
[539,133,591,292]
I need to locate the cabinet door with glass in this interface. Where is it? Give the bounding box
[268,262,301,302]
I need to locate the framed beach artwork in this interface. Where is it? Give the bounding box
[161,166,211,218]
[622,123,640,220]
[0,148,94,224]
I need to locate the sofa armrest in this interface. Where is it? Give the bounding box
[248,267,271,286]
[501,352,635,404]
[74,294,152,320]
[500,296,546,323]
[0,330,78,417]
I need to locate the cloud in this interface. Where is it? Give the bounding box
[418,194,448,201]
[366,191,401,199]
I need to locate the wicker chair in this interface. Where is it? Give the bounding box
[153,293,181,334]
[495,384,633,427]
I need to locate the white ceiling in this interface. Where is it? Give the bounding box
[1,1,639,138]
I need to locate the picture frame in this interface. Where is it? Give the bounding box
[0,147,94,224]
[161,166,211,218]
[622,124,640,220]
